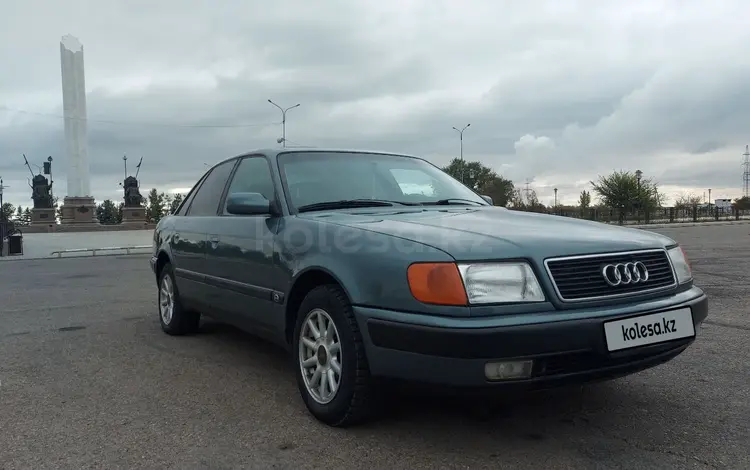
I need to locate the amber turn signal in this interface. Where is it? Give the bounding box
[407,262,468,306]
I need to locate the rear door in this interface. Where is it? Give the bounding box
[173,158,238,310]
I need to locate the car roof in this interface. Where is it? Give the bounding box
[210,147,425,169]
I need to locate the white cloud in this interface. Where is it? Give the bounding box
[514,135,556,154]
[1,0,749,207]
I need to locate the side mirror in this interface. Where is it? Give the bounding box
[226,192,273,215]
[480,195,494,205]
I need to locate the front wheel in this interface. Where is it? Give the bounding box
[293,285,377,427]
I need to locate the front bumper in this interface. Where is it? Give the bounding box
[354,286,708,389]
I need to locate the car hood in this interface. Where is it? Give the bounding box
[299,207,675,261]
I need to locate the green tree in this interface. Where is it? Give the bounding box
[477,177,514,207]
[163,193,173,215]
[579,190,591,209]
[169,193,184,214]
[442,158,495,191]
[733,196,750,210]
[674,193,703,209]
[96,199,120,225]
[508,188,546,212]
[442,158,514,206]
[146,188,167,223]
[22,208,32,226]
[1,202,15,221]
[590,170,662,212]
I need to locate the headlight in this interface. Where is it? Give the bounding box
[407,262,545,306]
[667,246,692,284]
[458,262,545,304]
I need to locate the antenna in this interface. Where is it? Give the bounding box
[743,145,750,198]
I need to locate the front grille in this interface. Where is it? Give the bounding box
[544,249,676,302]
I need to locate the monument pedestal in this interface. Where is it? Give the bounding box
[30,207,57,225]
[121,206,148,226]
[60,196,98,225]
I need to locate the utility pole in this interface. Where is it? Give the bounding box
[268,99,300,148]
[0,177,7,221]
[452,124,470,183]
[0,177,4,215]
[523,178,534,203]
[743,145,750,198]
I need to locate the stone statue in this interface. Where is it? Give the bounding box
[23,154,54,209]
[30,174,54,209]
[121,155,144,207]
[123,175,143,207]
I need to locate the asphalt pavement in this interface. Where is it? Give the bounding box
[0,225,748,469]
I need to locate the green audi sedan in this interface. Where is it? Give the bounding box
[149,148,707,427]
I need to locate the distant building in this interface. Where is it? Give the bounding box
[715,198,732,210]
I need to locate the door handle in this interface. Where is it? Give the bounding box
[209,235,219,248]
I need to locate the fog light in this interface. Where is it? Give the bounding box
[484,360,534,381]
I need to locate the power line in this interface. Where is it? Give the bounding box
[0,106,281,129]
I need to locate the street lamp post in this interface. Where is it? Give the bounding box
[268,99,300,148]
[452,124,471,183]
[554,188,558,212]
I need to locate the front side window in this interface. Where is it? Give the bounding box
[223,156,276,213]
[278,151,487,211]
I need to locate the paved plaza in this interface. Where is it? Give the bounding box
[0,224,747,469]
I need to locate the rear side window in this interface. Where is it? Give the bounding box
[185,159,237,216]
[175,173,207,216]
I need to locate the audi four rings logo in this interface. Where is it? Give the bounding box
[601,262,649,286]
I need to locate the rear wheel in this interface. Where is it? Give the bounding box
[158,263,200,335]
[293,284,377,427]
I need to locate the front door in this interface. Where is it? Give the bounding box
[203,155,284,338]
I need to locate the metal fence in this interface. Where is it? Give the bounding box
[517,206,750,225]
[50,245,152,258]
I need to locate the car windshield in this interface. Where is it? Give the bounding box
[277,151,488,211]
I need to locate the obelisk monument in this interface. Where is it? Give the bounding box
[59,34,97,224]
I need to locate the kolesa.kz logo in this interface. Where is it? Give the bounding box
[622,317,677,341]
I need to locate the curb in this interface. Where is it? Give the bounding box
[0,251,151,262]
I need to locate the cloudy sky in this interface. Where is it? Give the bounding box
[1,0,749,208]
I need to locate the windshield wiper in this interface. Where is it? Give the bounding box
[297,199,417,213]
[421,198,485,206]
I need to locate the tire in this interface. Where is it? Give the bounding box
[158,262,200,336]
[293,284,377,427]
